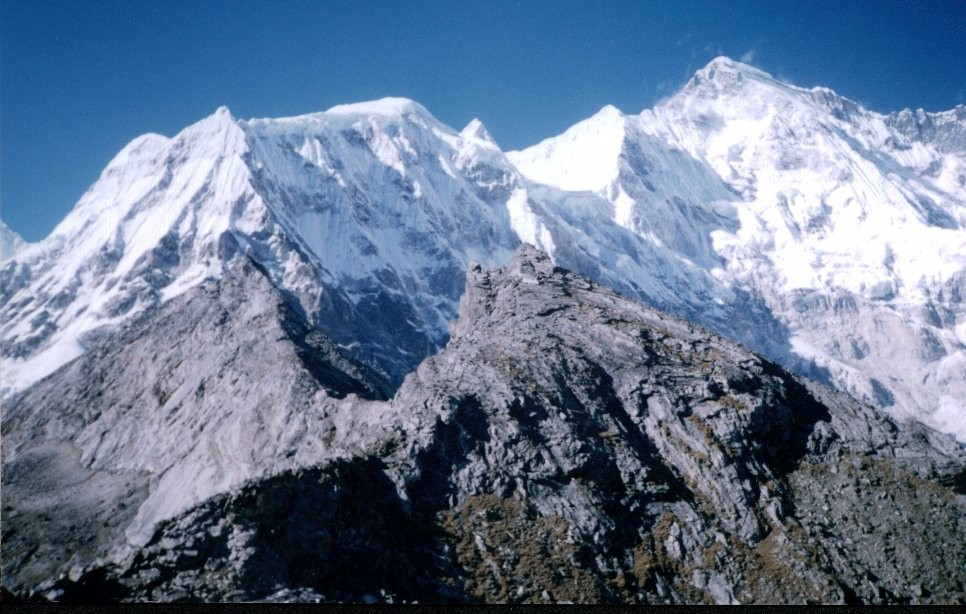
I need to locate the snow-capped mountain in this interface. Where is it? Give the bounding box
[0,99,522,395]
[2,58,964,442]
[0,89,783,406]
[510,57,966,440]
[3,55,966,601]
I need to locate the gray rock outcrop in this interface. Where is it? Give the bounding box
[2,256,389,595]
[3,246,964,604]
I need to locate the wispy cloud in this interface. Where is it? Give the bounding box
[653,40,727,107]
[738,39,766,67]
[682,41,724,77]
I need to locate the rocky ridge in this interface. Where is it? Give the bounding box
[5,246,963,604]
[2,256,390,592]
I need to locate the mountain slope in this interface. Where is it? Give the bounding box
[10,246,963,604]
[510,57,966,439]
[0,99,789,415]
[1,255,390,593]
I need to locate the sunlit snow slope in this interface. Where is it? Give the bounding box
[510,57,966,440]
[1,100,524,394]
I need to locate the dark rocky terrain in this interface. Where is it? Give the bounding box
[3,246,965,604]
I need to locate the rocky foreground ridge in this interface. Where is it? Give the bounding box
[2,246,965,604]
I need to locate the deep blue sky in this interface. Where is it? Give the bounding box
[3,0,964,242]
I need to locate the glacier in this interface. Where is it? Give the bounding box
[1,57,964,441]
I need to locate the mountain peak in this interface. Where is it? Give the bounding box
[698,55,769,77]
[324,97,430,118]
[505,104,627,192]
[180,104,243,139]
[585,104,627,128]
[459,118,498,147]
[171,105,248,160]
[595,103,624,118]
[704,55,742,70]
[506,243,556,279]
[680,56,778,98]
[464,243,555,288]
[189,105,236,129]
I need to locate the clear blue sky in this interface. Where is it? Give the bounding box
[2,0,964,242]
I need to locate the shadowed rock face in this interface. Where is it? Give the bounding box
[3,246,965,604]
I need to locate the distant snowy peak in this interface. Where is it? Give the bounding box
[507,105,626,192]
[656,59,966,192]
[324,96,433,118]
[0,106,258,395]
[459,118,500,150]
[641,58,966,220]
[677,55,782,100]
[672,56,867,118]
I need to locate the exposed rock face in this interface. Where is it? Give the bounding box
[383,245,965,604]
[885,105,966,155]
[3,246,964,604]
[2,256,390,594]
